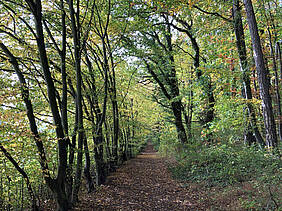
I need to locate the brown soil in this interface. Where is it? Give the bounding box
[73,143,209,211]
[41,143,281,210]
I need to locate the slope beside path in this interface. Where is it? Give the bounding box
[73,143,207,211]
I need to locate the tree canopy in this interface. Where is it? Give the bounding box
[0,0,281,210]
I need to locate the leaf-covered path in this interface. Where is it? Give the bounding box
[74,143,207,210]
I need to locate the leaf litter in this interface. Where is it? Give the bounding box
[73,143,209,211]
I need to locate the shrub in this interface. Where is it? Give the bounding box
[169,143,281,187]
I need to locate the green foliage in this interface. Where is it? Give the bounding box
[0,0,281,209]
[209,96,247,143]
[157,126,183,156]
[169,143,281,187]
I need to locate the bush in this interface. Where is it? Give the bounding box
[169,143,281,187]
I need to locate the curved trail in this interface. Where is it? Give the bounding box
[74,143,206,210]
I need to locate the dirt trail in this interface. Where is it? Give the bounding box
[74,143,207,211]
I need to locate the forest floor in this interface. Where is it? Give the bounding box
[72,143,250,211]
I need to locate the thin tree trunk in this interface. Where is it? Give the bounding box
[276,42,282,141]
[67,0,84,204]
[0,145,39,211]
[183,78,193,139]
[267,29,282,143]
[276,42,282,79]
[84,51,108,184]
[106,32,119,166]
[104,120,112,164]
[264,1,282,143]
[93,126,107,185]
[128,99,135,159]
[66,107,78,203]
[60,0,68,137]
[83,135,94,193]
[110,89,119,165]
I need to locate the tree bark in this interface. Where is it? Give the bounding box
[83,135,94,193]
[67,0,84,204]
[170,17,215,140]
[232,0,264,146]
[84,51,108,185]
[25,0,69,209]
[243,0,278,148]
[267,29,282,143]
[276,42,282,141]
[60,0,68,137]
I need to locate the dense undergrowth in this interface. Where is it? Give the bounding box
[170,144,281,187]
[152,131,281,210]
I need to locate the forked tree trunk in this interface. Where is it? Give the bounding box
[25,1,69,209]
[170,17,215,140]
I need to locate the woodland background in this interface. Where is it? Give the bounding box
[0,0,281,210]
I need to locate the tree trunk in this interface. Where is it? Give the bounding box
[165,18,188,144]
[53,185,69,211]
[171,101,188,143]
[107,34,119,166]
[104,121,112,164]
[0,145,39,211]
[185,88,193,139]
[267,29,282,143]
[170,17,215,140]
[111,95,119,165]
[232,0,264,146]
[83,135,94,193]
[244,0,278,148]
[60,0,68,137]
[93,127,107,185]
[84,50,108,184]
[68,0,84,204]
[276,42,282,141]
[10,1,70,208]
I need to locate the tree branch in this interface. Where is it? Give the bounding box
[193,5,232,22]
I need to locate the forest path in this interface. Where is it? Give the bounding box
[74,143,207,211]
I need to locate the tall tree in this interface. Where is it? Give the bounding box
[0,42,43,211]
[243,0,278,148]
[169,14,215,141]
[24,0,70,209]
[262,1,282,143]
[121,8,188,143]
[67,0,85,204]
[276,41,282,141]
[232,0,264,146]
